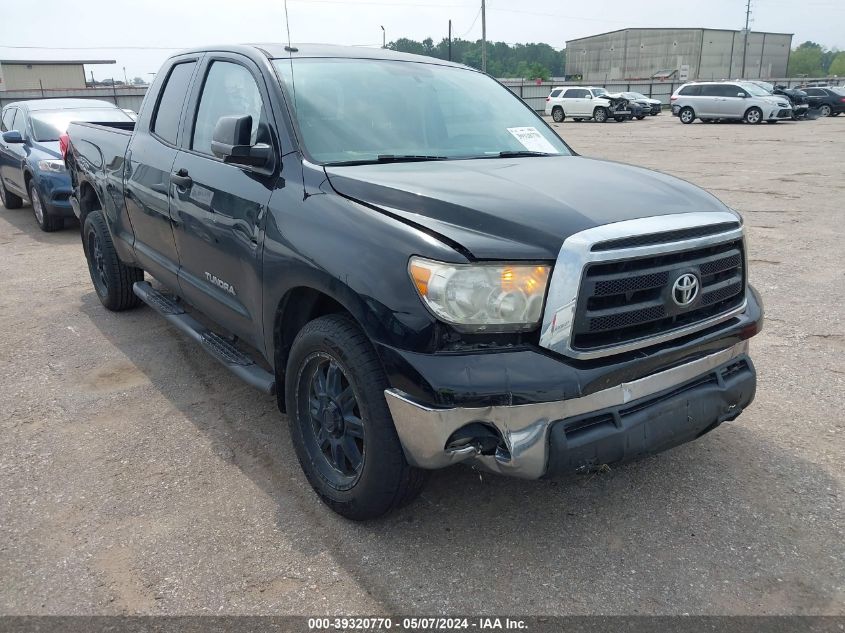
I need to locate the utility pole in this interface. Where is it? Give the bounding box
[481,0,487,73]
[741,0,752,79]
[123,66,128,85]
[90,69,95,85]
[448,19,452,61]
[380,25,386,49]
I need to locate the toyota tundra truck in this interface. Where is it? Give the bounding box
[65,45,762,520]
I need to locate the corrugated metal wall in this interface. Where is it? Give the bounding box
[566,29,793,81]
[0,64,88,90]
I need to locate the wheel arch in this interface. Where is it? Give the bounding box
[271,282,376,412]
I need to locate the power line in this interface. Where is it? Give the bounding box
[458,7,482,38]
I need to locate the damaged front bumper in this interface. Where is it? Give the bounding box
[384,341,755,479]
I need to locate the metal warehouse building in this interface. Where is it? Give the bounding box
[0,59,116,91]
[565,28,793,82]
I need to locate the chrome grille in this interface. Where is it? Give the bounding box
[571,240,745,351]
[538,212,748,360]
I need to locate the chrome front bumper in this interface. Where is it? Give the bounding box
[384,340,750,479]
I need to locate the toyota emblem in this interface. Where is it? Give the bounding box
[672,273,700,307]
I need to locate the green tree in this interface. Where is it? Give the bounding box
[387,37,564,77]
[788,41,825,76]
[829,52,845,76]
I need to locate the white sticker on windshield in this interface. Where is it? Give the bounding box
[506,127,559,154]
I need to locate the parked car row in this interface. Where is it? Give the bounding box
[544,86,662,123]
[669,80,845,124]
[0,99,134,231]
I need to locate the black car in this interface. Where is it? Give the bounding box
[801,86,845,117]
[65,44,762,520]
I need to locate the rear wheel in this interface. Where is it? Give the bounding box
[744,107,763,124]
[286,314,428,520]
[593,107,608,123]
[551,106,565,122]
[83,210,144,311]
[0,180,23,209]
[679,107,695,124]
[30,182,63,232]
[819,104,832,117]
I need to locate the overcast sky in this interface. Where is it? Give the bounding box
[1,0,842,80]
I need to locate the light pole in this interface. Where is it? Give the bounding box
[380,25,386,49]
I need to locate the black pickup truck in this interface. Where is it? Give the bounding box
[66,45,762,520]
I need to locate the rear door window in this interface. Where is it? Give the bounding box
[549,89,562,98]
[679,85,701,96]
[697,85,721,97]
[152,61,197,145]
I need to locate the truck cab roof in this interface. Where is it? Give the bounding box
[172,43,469,69]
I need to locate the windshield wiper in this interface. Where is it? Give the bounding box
[496,150,556,158]
[375,154,449,162]
[324,154,449,166]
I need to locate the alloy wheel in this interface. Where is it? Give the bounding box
[299,352,365,488]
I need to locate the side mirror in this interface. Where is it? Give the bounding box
[737,92,747,98]
[2,130,24,144]
[210,115,271,168]
[586,94,593,100]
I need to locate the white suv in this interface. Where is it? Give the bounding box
[670,81,793,124]
[545,86,631,123]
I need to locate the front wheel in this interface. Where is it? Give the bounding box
[551,106,565,123]
[744,107,763,124]
[83,210,144,311]
[30,182,63,232]
[679,107,695,124]
[819,104,832,117]
[593,107,608,123]
[286,314,428,520]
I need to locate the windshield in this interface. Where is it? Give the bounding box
[753,81,774,93]
[272,58,569,164]
[30,108,133,142]
[740,83,772,97]
[592,88,608,97]
[624,92,647,100]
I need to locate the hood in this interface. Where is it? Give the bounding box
[29,140,61,159]
[326,156,732,260]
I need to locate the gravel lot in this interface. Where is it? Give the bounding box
[1,113,843,616]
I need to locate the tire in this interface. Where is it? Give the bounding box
[744,107,763,124]
[593,107,608,123]
[819,104,832,117]
[614,116,625,122]
[679,107,695,124]
[636,115,646,120]
[0,180,23,209]
[551,106,565,123]
[286,314,428,520]
[30,181,63,232]
[82,210,144,311]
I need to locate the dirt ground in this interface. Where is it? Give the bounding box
[1,113,843,616]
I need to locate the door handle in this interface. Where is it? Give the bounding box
[171,169,193,189]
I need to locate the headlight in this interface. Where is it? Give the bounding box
[408,256,551,331]
[37,160,65,173]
